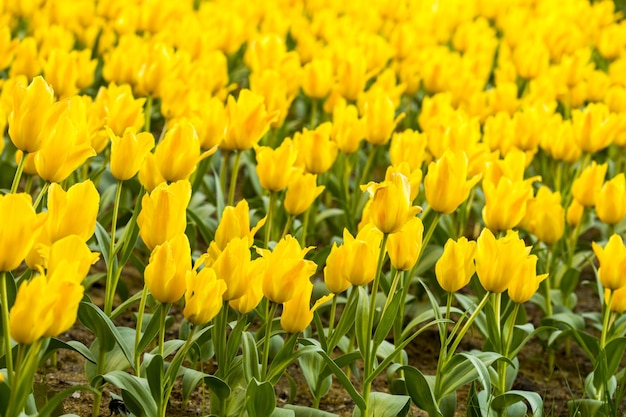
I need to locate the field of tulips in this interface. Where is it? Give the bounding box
[2,0,626,416]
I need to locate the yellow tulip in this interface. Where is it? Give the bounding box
[250,69,293,128]
[475,229,531,294]
[424,150,481,215]
[8,75,55,153]
[108,127,155,181]
[595,174,626,225]
[10,37,41,79]
[572,103,618,153]
[385,163,422,202]
[138,153,166,192]
[43,276,85,338]
[284,170,325,217]
[209,237,252,301]
[257,235,317,304]
[389,130,428,172]
[144,234,192,304]
[137,180,191,250]
[330,100,366,154]
[9,275,54,344]
[280,280,334,334]
[294,122,338,175]
[335,48,367,101]
[435,237,477,293]
[184,267,227,326]
[362,172,421,234]
[387,217,424,271]
[34,97,96,183]
[567,199,585,226]
[46,181,100,243]
[229,258,266,314]
[323,242,352,294]
[522,187,565,245]
[360,89,404,146]
[255,138,298,192]
[571,161,608,207]
[93,82,145,136]
[507,255,548,304]
[0,193,41,272]
[221,89,276,151]
[339,225,383,287]
[592,234,626,291]
[301,58,333,99]
[45,235,100,279]
[605,286,626,313]
[135,42,174,98]
[482,177,535,232]
[214,199,266,251]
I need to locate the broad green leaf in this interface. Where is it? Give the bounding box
[352,392,410,417]
[246,378,276,417]
[43,339,96,364]
[327,293,357,350]
[242,331,261,382]
[94,221,116,272]
[284,404,339,416]
[491,390,543,417]
[567,398,607,417]
[103,370,158,417]
[110,291,143,321]
[354,286,370,365]
[146,354,164,407]
[299,349,332,402]
[438,351,501,399]
[402,366,442,417]
[86,327,135,384]
[37,386,99,417]
[137,304,166,354]
[373,289,402,351]
[181,367,230,402]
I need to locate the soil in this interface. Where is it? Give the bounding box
[39,269,619,417]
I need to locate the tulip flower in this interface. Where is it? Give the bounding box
[93,82,145,136]
[257,235,317,304]
[572,103,618,153]
[390,129,428,172]
[138,153,166,192]
[8,75,55,153]
[424,150,481,214]
[229,258,266,314]
[385,163,422,202]
[567,199,585,226]
[0,193,41,272]
[255,138,298,192]
[522,187,565,245]
[184,267,227,326]
[280,280,334,333]
[475,229,531,294]
[331,100,366,154]
[221,89,277,151]
[213,199,266,251]
[45,181,100,243]
[482,177,535,232]
[137,180,191,250]
[362,172,421,234]
[284,170,325,217]
[294,123,338,175]
[323,242,352,294]
[301,58,333,99]
[605,286,626,313]
[387,216,424,271]
[45,235,100,278]
[335,48,367,101]
[34,97,96,183]
[435,237,477,293]
[108,127,155,181]
[250,69,294,128]
[144,234,192,304]
[592,234,626,291]
[209,237,253,301]
[595,174,626,225]
[9,275,55,344]
[571,161,607,207]
[338,225,383,287]
[507,255,548,304]
[43,276,85,338]
[360,89,404,146]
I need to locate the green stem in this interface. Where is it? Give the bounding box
[145,94,153,134]
[10,153,27,193]
[600,291,614,350]
[161,325,197,417]
[134,284,149,373]
[264,192,276,247]
[220,151,231,199]
[446,291,492,362]
[158,304,169,358]
[434,292,454,396]
[382,268,401,318]
[7,339,42,417]
[544,246,553,317]
[1,272,13,386]
[393,271,412,352]
[327,297,337,339]
[310,99,318,128]
[32,182,50,209]
[281,214,293,240]
[500,303,520,394]
[92,345,108,417]
[104,180,124,316]
[214,301,229,379]
[357,144,378,192]
[300,205,311,247]
[363,233,389,411]
[228,150,242,206]
[261,302,278,380]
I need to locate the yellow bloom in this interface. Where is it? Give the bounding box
[0,193,41,272]
[330,100,365,154]
[335,48,367,101]
[229,258,266,314]
[284,170,324,217]
[213,199,266,251]
[571,161,608,207]
[9,275,54,344]
[46,181,100,243]
[339,225,383,287]
[135,42,174,98]
[390,129,428,172]
[10,37,41,80]
[257,235,317,304]
[301,58,333,99]
[281,280,334,334]
[435,237,477,293]
[250,69,294,129]
[294,122,338,175]
[507,255,548,304]
[221,89,276,151]
[567,199,585,227]
[475,229,530,294]
[385,163,422,202]
[572,103,618,153]
[255,138,298,192]
[387,216,424,271]
[360,89,404,146]
[209,237,253,301]
[482,177,535,232]
[138,153,166,192]
[43,275,85,338]
[46,235,100,279]
[34,97,96,183]
[606,286,626,313]
[93,82,145,136]
[592,234,626,291]
[595,174,626,225]
[8,75,55,153]
[184,267,227,326]
[108,127,155,181]
[362,172,421,234]
[424,150,481,215]
[522,187,565,245]
[323,242,352,294]
[144,234,192,304]
[137,180,191,250]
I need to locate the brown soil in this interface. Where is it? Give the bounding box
[39,273,616,417]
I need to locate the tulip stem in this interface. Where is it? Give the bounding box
[544,246,553,318]
[134,284,149,373]
[327,296,337,339]
[446,291,491,363]
[105,180,124,316]
[145,94,153,134]
[300,205,311,247]
[1,272,14,386]
[265,192,276,247]
[158,303,169,358]
[261,301,278,380]
[382,268,401,319]
[10,153,27,193]
[32,182,49,210]
[281,215,293,240]
[600,291,614,351]
[228,150,242,206]
[499,303,520,394]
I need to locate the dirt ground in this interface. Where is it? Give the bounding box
[40,273,613,417]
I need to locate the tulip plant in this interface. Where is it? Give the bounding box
[1,1,626,417]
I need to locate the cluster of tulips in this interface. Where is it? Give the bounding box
[1,0,626,416]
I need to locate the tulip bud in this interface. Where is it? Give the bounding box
[108,127,155,181]
[331,100,366,154]
[155,121,214,182]
[9,275,54,344]
[606,286,626,313]
[592,234,626,291]
[280,280,334,333]
[323,243,352,294]
[144,234,192,304]
[360,89,404,146]
[184,267,227,326]
[284,170,325,217]
[255,138,298,192]
[390,130,428,172]
[209,237,253,301]
[522,187,565,245]
[339,225,383,287]
[507,255,548,304]
[294,122,338,175]
[435,237,477,293]
[301,58,333,99]
[0,193,41,272]
[229,258,266,314]
[595,174,626,225]
[571,161,607,207]
[482,177,536,232]
[46,181,100,243]
[387,217,424,271]
[567,199,585,226]
[94,82,145,136]
[221,89,276,151]
[214,199,266,251]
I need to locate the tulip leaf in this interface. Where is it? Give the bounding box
[137,304,167,354]
[271,408,295,416]
[354,286,370,366]
[298,347,332,402]
[37,385,99,417]
[94,221,118,273]
[117,187,146,266]
[110,291,143,320]
[352,392,410,417]
[103,370,158,417]
[242,331,261,382]
[187,207,214,246]
[43,338,96,364]
[373,288,402,353]
[327,293,357,351]
[318,350,362,381]
[402,366,442,417]
[85,327,135,384]
[145,354,164,407]
[267,333,314,384]
[567,398,607,417]
[246,378,276,417]
[438,351,502,400]
[601,337,626,379]
[414,244,444,277]
[491,390,543,417]
[182,366,230,402]
[0,378,9,416]
[283,405,339,416]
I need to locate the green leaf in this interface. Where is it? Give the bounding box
[103,370,158,417]
[181,367,230,402]
[491,390,543,417]
[438,351,501,399]
[603,337,626,378]
[146,354,164,407]
[567,398,607,417]
[118,187,145,266]
[373,289,402,351]
[267,335,319,384]
[43,339,96,364]
[353,392,410,417]
[137,305,166,354]
[354,286,370,363]
[187,206,214,245]
[284,404,339,416]
[246,378,276,417]
[327,294,356,350]
[86,327,135,384]
[242,331,261,382]
[271,408,296,417]
[94,221,116,272]
[402,366,442,417]
[37,385,99,417]
[299,349,332,402]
